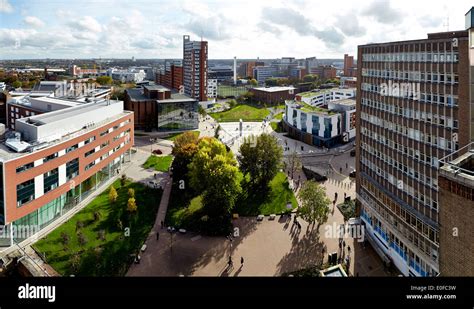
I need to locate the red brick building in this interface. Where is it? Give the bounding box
[251,86,296,105]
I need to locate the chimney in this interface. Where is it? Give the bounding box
[233,56,237,85]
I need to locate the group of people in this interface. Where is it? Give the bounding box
[227,256,244,269]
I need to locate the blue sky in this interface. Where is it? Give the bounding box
[0,0,472,59]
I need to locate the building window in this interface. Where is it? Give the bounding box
[43,152,58,163]
[17,179,35,207]
[66,144,79,153]
[100,129,108,137]
[84,149,95,157]
[16,162,34,173]
[84,136,96,145]
[85,161,95,171]
[44,168,59,194]
[66,158,79,181]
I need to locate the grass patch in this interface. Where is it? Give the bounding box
[163,130,199,141]
[33,180,162,276]
[210,104,270,122]
[274,113,283,120]
[143,155,173,172]
[337,199,356,221]
[235,172,297,216]
[271,121,285,133]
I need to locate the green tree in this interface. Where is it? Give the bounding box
[303,74,317,82]
[265,77,278,87]
[96,76,113,85]
[249,78,258,86]
[188,138,243,217]
[198,105,207,116]
[277,78,290,86]
[238,134,283,190]
[127,197,137,213]
[109,186,118,203]
[171,131,200,178]
[12,80,22,88]
[297,180,331,229]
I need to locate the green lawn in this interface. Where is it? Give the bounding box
[143,155,173,172]
[235,172,298,216]
[274,112,283,120]
[163,130,199,141]
[210,104,270,122]
[33,180,162,276]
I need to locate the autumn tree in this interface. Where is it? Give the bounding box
[109,186,118,203]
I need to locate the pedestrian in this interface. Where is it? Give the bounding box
[344,192,347,199]
[156,232,160,241]
[241,256,244,267]
[346,163,348,169]
[340,167,342,173]
[161,220,164,229]
[228,256,233,267]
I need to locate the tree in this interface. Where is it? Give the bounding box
[265,77,278,87]
[287,150,302,179]
[128,188,135,198]
[198,105,207,116]
[96,76,113,85]
[249,78,258,86]
[238,134,283,190]
[188,138,243,217]
[277,78,290,86]
[171,131,200,178]
[109,186,118,203]
[12,80,22,88]
[127,197,137,213]
[77,231,87,246]
[303,74,318,82]
[297,180,331,229]
[120,174,127,187]
[93,211,101,222]
[60,232,70,246]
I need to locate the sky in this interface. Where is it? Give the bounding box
[0,0,472,59]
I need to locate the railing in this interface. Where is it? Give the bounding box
[439,142,474,177]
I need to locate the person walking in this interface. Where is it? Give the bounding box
[156,232,160,241]
[241,257,244,267]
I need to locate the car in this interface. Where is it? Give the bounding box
[152,149,163,155]
[349,170,356,178]
[350,149,356,157]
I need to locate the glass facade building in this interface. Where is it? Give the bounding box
[157,101,199,131]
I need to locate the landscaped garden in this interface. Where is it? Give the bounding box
[209,104,270,122]
[143,155,173,172]
[33,179,162,276]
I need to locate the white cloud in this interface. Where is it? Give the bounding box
[68,16,102,33]
[0,0,13,13]
[24,16,45,28]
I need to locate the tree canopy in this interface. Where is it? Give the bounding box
[297,180,330,229]
[96,76,113,85]
[238,134,283,190]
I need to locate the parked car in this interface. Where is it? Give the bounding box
[350,149,356,157]
[152,149,163,155]
[349,170,356,178]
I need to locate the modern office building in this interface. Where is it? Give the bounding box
[0,99,133,246]
[251,86,296,104]
[344,54,357,77]
[356,17,472,276]
[283,97,356,147]
[125,84,198,131]
[107,68,146,83]
[237,61,264,79]
[183,35,208,101]
[253,66,278,84]
[438,143,474,276]
[156,63,183,91]
[208,66,234,82]
[207,78,218,98]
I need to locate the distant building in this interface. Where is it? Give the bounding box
[289,67,307,80]
[208,66,234,82]
[207,78,218,98]
[183,35,208,101]
[237,61,264,79]
[310,65,337,80]
[251,86,296,104]
[340,76,357,88]
[295,88,356,106]
[253,66,278,84]
[125,84,198,131]
[343,54,356,77]
[107,68,146,83]
[156,62,183,91]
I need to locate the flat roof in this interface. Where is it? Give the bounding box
[330,98,356,106]
[253,86,296,92]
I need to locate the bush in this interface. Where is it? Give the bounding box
[60,232,70,246]
[75,221,84,232]
[128,188,135,198]
[109,186,118,203]
[120,174,127,187]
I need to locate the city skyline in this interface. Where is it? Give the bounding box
[0,0,472,60]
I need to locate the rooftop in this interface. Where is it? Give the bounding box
[253,86,296,93]
[440,143,474,187]
[286,100,337,116]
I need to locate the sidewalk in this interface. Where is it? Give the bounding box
[127,174,173,276]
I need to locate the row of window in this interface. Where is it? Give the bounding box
[362,52,459,63]
[360,113,457,152]
[361,98,459,123]
[361,69,459,84]
[15,120,130,174]
[360,129,441,170]
[361,83,459,106]
[360,141,438,192]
